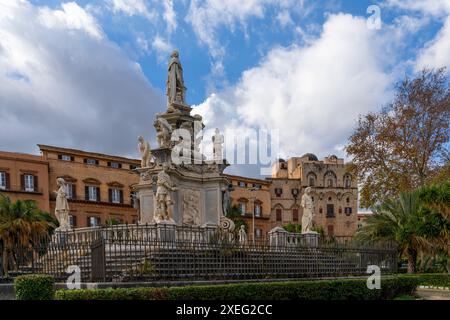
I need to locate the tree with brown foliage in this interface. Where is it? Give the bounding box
[346,68,449,208]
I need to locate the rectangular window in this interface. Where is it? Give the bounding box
[87,186,98,202]
[276,209,282,221]
[238,181,246,188]
[130,165,137,170]
[69,215,77,228]
[254,203,261,217]
[309,178,315,186]
[88,216,101,227]
[59,154,73,161]
[0,172,6,190]
[255,228,262,238]
[108,162,122,169]
[326,204,335,218]
[24,174,35,192]
[239,202,246,215]
[274,188,282,197]
[110,188,121,204]
[292,208,299,222]
[67,184,75,199]
[85,158,98,166]
[252,183,261,189]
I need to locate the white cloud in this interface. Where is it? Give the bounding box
[193,14,393,172]
[38,2,103,39]
[386,0,450,71]
[0,0,165,156]
[416,16,450,70]
[152,35,173,56]
[163,0,177,34]
[108,0,156,21]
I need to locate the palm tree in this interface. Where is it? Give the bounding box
[0,195,56,276]
[356,190,446,273]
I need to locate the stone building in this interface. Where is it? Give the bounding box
[224,174,271,238]
[0,151,50,212]
[268,154,358,237]
[38,145,140,228]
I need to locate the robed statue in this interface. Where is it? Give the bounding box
[54,178,71,231]
[301,187,315,233]
[166,50,186,109]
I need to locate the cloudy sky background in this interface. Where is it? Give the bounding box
[0,0,449,178]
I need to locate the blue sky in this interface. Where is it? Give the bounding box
[0,0,449,178]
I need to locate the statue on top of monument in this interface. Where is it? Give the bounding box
[166,50,186,110]
[212,128,224,163]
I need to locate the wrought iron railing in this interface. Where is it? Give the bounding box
[0,224,397,282]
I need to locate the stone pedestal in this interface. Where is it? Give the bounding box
[53,231,68,246]
[268,226,288,248]
[301,231,319,247]
[156,221,176,243]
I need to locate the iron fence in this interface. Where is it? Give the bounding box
[0,223,397,282]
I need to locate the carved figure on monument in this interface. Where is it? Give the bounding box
[182,190,201,226]
[212,128,224,163]
[166,50,186,110]
[138,136,153,168]
[54,178,71,231]
[301,187,315,233]
[221,184,233,216]
[155,164,177,223]
[154,116,173,148]
[239,225,247,244]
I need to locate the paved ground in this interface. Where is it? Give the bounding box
[416,288,450,300]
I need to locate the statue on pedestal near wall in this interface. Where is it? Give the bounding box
[212,128,224,163]
[301,187,315,233]
[54,178,71,231]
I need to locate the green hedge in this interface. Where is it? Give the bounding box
[404,274,449,288]
[14,274,55,300]
[56,276,418,300]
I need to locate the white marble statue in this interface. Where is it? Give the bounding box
[212,128,224,163]
[138,136,152,168]
[154,116,173,148]
[238,225,247,244]
[166,50,186,109]
[54,178,71,231]
[301,187,315,233]
[155,164,177,222]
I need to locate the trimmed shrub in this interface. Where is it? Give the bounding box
[55,276,418,300]
[404,273,449,288]
[14,274,55,300]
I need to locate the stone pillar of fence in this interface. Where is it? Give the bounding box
[156,222,176,247]
[301,232,319,247]
[268,226,288,249]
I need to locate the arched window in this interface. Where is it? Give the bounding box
[324,171,336,188]
[344,174,352,188]
[307,172,317,187]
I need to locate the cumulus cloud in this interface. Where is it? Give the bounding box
[193,14,393,175]
[0,0,165,156]
[386,0,450,71]
[107,0,156,21]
